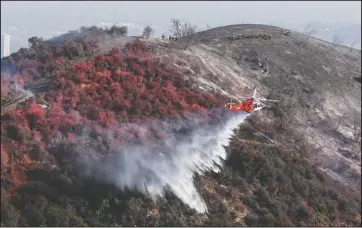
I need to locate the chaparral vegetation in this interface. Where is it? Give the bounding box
[1,25,361,227]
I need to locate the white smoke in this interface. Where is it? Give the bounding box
[71,110,249,213]
[7,82,34,99]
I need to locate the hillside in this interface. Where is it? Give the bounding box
[1,24,361,226]
[151,24,361,189]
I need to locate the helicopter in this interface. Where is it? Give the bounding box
[225,89,279,113]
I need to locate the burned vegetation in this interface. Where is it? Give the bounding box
[1,25,361,227]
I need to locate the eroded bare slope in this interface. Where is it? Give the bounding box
[149,24,361,190]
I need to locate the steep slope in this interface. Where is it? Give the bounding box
[149,24,361,190]
[1,25,361,227]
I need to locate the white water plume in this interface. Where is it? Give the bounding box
[73,110,249,213]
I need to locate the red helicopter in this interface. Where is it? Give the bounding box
[225,89,279,113]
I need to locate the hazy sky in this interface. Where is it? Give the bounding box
[1,1,361,55]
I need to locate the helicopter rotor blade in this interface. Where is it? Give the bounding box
[258,98,279,102]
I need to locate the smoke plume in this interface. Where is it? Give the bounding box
[71,109,249,213]
[8,82,34,98]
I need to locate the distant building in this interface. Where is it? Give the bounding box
[3,34,10,57]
